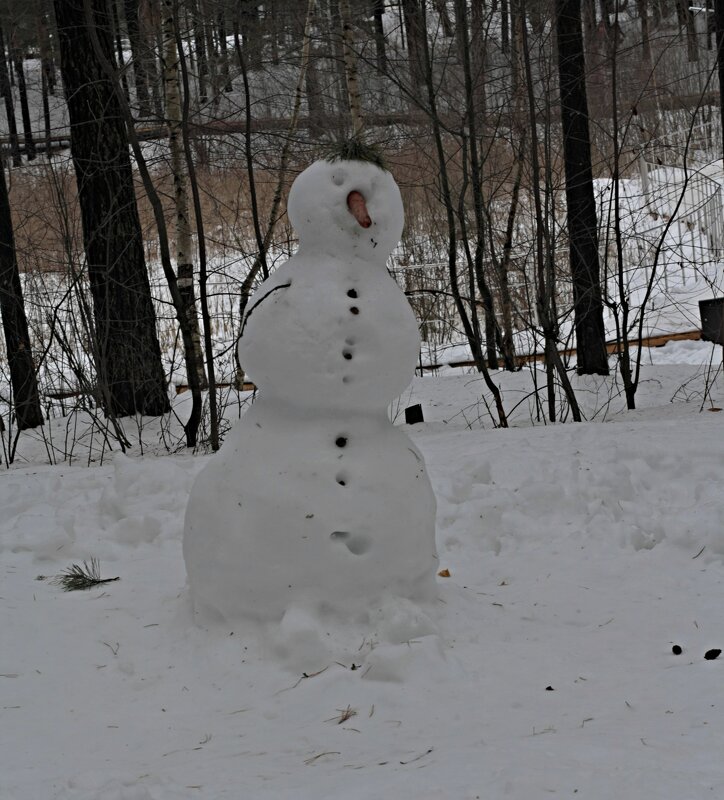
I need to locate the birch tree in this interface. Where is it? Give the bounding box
[162,0,207,389]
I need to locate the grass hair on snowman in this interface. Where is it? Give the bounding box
[321,135,388,172]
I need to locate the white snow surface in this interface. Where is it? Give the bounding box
[184,160,438,631]
[2,343,724,799]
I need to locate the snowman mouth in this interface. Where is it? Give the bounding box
[347,191,372,228]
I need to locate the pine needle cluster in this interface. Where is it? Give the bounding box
[51,558,120,591]
[322,137,388,171]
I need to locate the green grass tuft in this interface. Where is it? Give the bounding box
[322,137,388,170]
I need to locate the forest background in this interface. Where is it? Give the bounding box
[0,0,722,462]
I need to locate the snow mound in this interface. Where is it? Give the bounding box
[266,595,444,677]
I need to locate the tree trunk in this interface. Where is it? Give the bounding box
[432,0,455,36]
[238,1,262,70]
[401,0,428,100]
[305,41,325,137]
[141,0,164,116]
[0,160,44,430]
[75,0,204,446]
[372,0,387,72]
[41,66,52,155]
[109,0,130,99]
[0,25,20,167]
[173,12,218,449]
[501,0,510,53]
[637,0,652,64]
[339,0,363,135]
[519,0,582,419]
[582,0,596,48]
[492,135,525,370]
[162,0,207,389]
[40,0,58,95]
[217,9,233,92]
[677,0,699,61]
[716,0,724,167]
[53,0,170,417]
[555,0,609,375]
[328,0,350,121]
[192,0,208,102]
[201,3,220,103]
[454,0,499,369]
[124,0,152,115]
[608,30,636,409]
[470,0,488,123]
[37,10,54,153]
[12,51,36,161]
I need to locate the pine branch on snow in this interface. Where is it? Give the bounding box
[52,558,120,591]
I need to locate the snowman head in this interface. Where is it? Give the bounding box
[287,159,404,263]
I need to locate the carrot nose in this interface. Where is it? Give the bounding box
[347,190,372,228]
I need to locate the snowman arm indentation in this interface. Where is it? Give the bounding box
[240,282,292,336]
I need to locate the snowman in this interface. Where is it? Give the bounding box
[183,155,438,627]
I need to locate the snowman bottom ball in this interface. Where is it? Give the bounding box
[183,405,438,624]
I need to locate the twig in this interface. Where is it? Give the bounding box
[275,666,329,695]
[400,748,434,765]
[326,705,358,725]
[304,751,341,765]
[240,282,291,336]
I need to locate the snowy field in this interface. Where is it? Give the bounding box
[1,339,723,800]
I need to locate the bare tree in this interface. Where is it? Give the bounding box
[515,0,582,422]
[677,0,699,61]
[556,0,609,375]
[162,0,207,390]
[401,0,428,100]
[10,39,36,160]
[418,3,509,425]
[371,0,387,73]
[716,0,724,163]
[0,24,20,166]
[0,158,44,432]
[453,0,506,370]
[124,0,152,115]
[339,0,363,135]
[53,0,170,417]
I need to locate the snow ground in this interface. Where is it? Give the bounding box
[1,340,724,800]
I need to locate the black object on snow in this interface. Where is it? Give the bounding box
[405,404,424,425]
[699,298,724,345]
